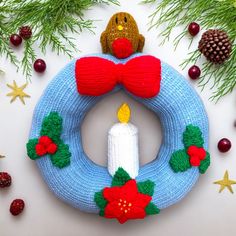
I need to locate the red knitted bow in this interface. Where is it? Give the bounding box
[75,55,161,98]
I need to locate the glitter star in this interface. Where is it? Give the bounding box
[214,170,236,193]
[7,80,30,104]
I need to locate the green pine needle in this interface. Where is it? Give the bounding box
[0,0,119,80]
[143,0,236,101]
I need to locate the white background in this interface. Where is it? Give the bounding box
[0,1,235,236]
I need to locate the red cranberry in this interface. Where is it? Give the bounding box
[188,65,201,80]
[10,199,25,216]
[218,138,232,153]
[34,59,46,73]
[188,22,200,36]
[10,34,22,47]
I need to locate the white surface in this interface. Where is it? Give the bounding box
[0,1,236,236]
[108,122,139,178]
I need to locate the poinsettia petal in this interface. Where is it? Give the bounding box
[125,206,146,220]
[104,201,123,219]
[103,186,122,202]
[132,193,152,208]
[121,180,139,201]
[118,215,128,224]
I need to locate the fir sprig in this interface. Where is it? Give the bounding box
[0,0,119,79]
[143,0,236,101]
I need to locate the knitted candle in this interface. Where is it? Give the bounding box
[108,103,139,178]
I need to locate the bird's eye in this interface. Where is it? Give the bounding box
[115,17,118,24]
[124,17,127,23]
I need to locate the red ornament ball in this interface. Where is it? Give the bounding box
[218,138,232,153]
[34,59,46,73]
[0,172,12,188]
[188,65,201,80]
[188,22,200,36]
[10,34,22,47]
[112,38,134,59]
[19,26,32,40]
[10,199,25,216]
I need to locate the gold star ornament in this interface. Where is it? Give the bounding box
[7,80,30,104]
[214,170,236,193]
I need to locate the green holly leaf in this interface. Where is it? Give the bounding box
[145,202,160,215]
[99,209,105,217]
[137,180,155,196]
[40,112,62,142]
[94,191,107,209]
[199,152,210,174]
[26,138,40,160]
[50,142,71,168]
[169,150,191,173]
[183,125,204,148]
[112,167,131,187]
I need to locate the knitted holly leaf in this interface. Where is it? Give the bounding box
[111,167,131,187]
[26,138,40,160]
[26,112,71,169]
[50,142,71,169]
[40,112,62,142]
[145,202,160,215]
[169,150,191,173]
[137,180,155,196]
[94,191,107,209]
[183,125,204,148]
[199,152,210,174]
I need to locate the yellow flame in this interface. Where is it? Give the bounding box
[117,103,131,123]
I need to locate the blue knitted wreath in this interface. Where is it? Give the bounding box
[27,53,209,222]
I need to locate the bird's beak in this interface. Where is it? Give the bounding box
[117,25,124,31]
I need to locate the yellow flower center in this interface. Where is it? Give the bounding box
[118,199,132,213]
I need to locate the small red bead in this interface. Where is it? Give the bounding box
[34,59,46,73]
[10,34,22,47]
[10,199,25,216]
[218,138,231,153]
[188,22,200,36]
[188,65,201,80]
[19,26,32,40]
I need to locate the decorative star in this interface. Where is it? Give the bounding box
[214,170,236,193]
[7,80,30,104]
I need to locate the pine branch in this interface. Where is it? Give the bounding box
[0,0,119,78]
[143,0,236,101]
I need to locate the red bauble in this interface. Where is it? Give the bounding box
[188,65,201,80]
[19,26,32,40]
[10,199,25,216]
[218,138,232,153]
[34,59,46,73]
[112,38,134,59]
[10,34,22,47]
[0,172,12,188]
[188,22,200,36]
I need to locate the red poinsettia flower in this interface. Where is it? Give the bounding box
[103,179,152,224]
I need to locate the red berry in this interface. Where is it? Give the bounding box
[39,136,52,146]
[34,59,46,73]
[112,38,134,59]
[188,22,200,36]
[190,155,201,166]
[47,143,58,154]
[35,143,47,156]
[10,34,22,47]
[19,26,32,40]
[0,172,12,188]
[10,199,25,216]
[188,65,201,80]
[218,138,231,153]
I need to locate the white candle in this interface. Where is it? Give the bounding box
[108,103,139,179]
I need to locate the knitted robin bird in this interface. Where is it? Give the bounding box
[100,12,145,59]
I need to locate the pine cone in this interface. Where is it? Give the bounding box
[198,29,232,64]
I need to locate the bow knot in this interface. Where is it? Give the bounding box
[75,55,162,98]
